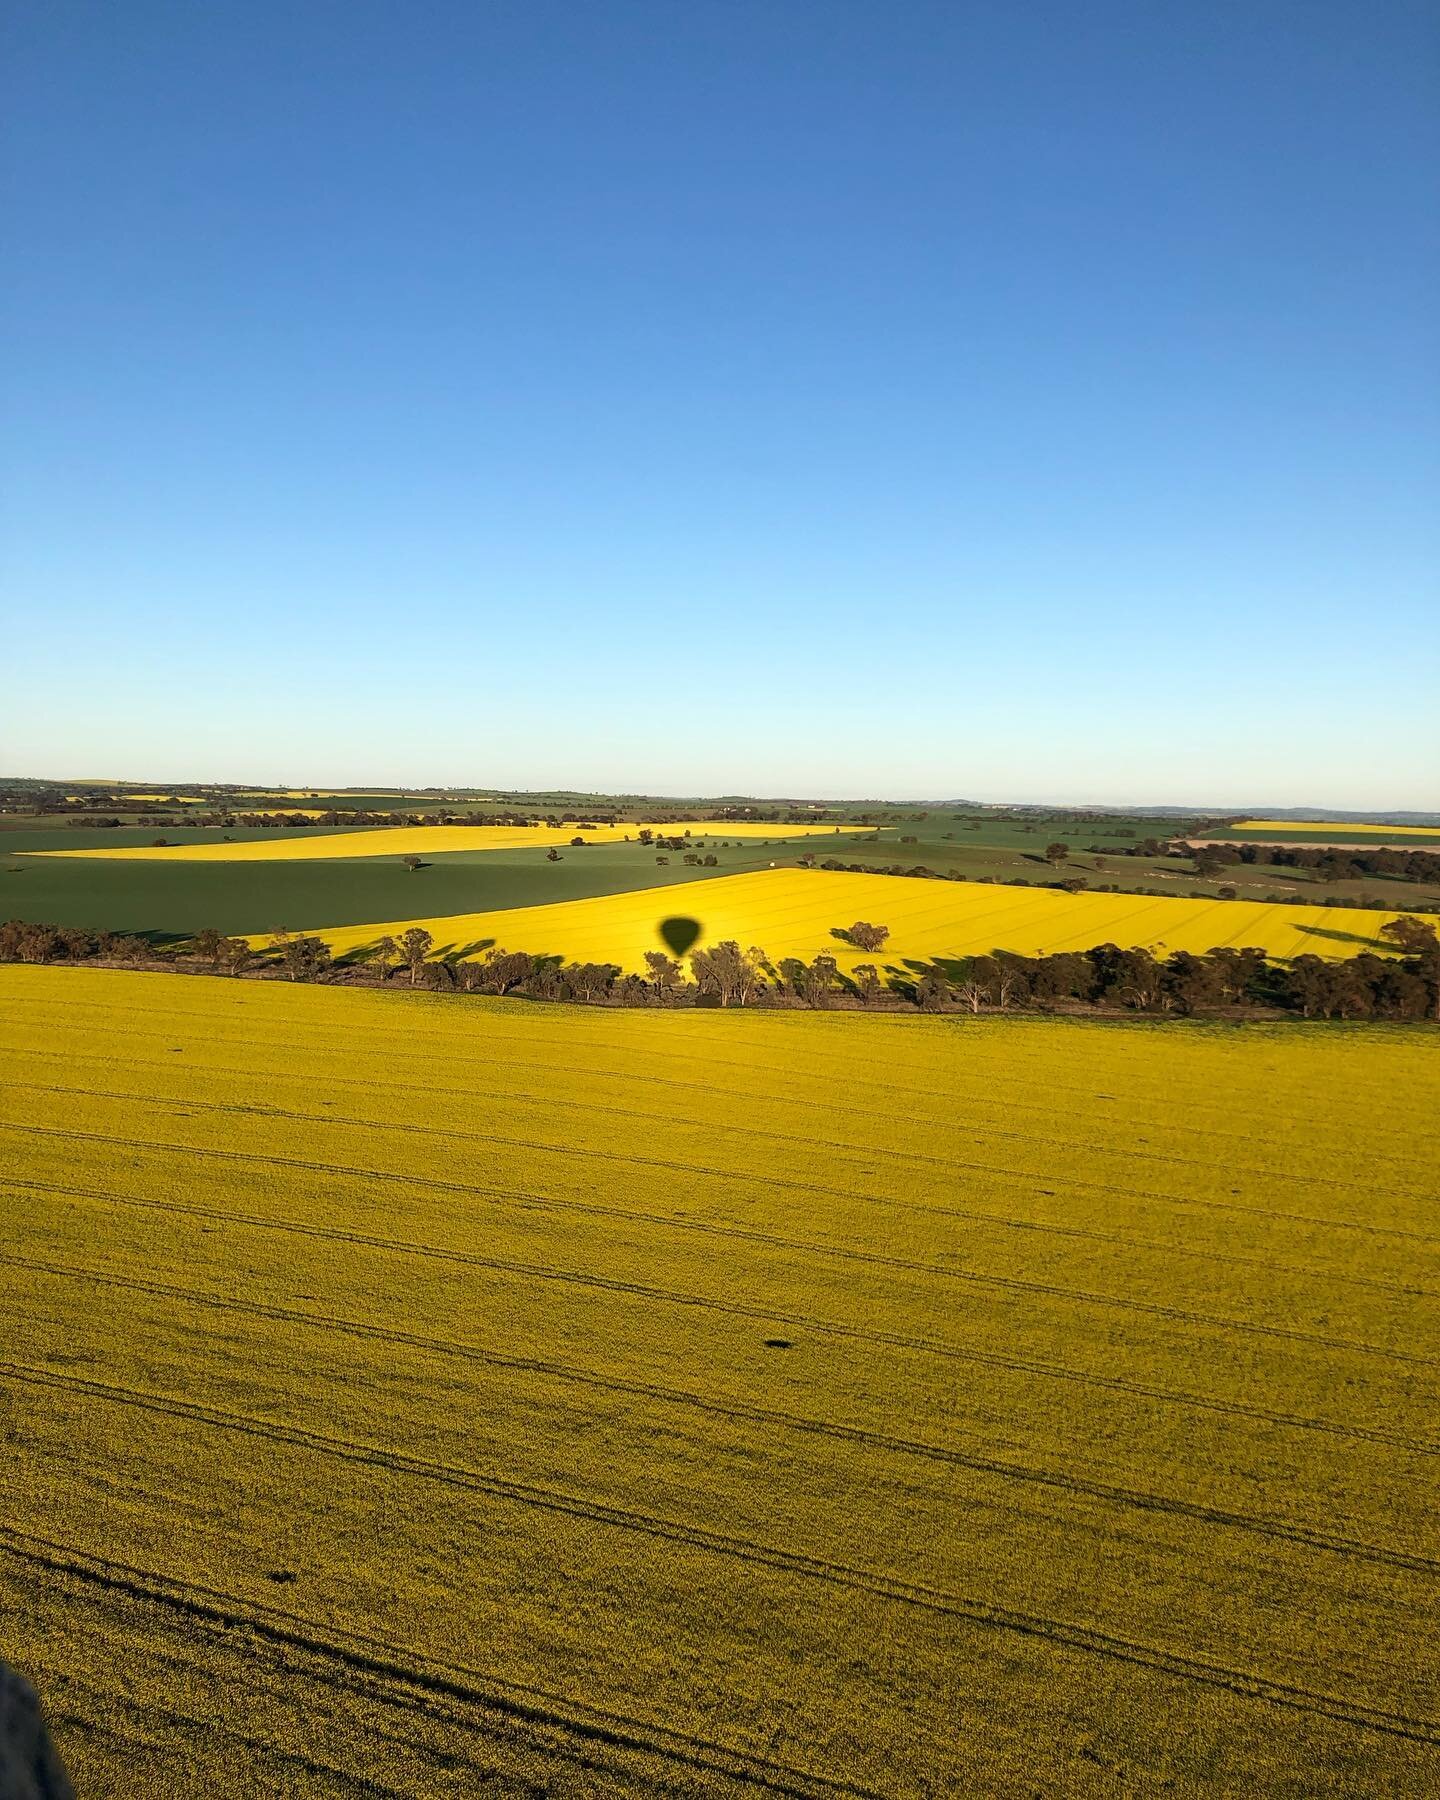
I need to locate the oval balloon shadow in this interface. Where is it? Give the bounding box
[659,916,702,957]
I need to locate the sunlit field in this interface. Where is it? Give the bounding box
[36,822,866,863]
[1234,820,1440,838]
[2,966,1436,1794]
[295,867,1412,971]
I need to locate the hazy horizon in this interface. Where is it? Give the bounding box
[9,768,1437,819]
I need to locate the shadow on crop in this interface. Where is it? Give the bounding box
[1292,923,1393,952]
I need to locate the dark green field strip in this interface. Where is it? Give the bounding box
[0,839,783,936]
[6,1367,1440,1752]
[7,1247,1437,1581]
[0,825,353,851]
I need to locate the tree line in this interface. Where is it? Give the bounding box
[4,915,1435,1021]
[802,854,1439,913]
[1192,842,1440,884]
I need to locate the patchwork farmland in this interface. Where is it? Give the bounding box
[300,867,1410,972]
[1,966,1437,1794]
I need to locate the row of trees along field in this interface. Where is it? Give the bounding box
[1193,842,1440,882]
[4,917,1437,1021]
[803,850,1440,912]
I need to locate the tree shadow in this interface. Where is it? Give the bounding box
[1292,923,1393,952]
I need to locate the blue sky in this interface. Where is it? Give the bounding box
[3,1,1436,806]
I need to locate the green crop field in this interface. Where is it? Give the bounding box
[0,830,796,938]
[2,966,1436,1795]
[7,813,1438,944]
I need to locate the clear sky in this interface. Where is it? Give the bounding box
[3,1,1437,807]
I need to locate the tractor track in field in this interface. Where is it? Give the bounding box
[9,1647,421,1799]
[9,1174,1438,1458]
[4,1121,1433,1366]
[2,1422,1437,1750]
[4,1077,1433,1301]
[0,1526,873,1799]
[3,1027,1431,1213]
[8,1248,1438,1577]
[3,1034,1429,1190]
[1,1004,1426,1178]
[7,1635,733,1800]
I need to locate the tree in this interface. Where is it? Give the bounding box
[546,848,563,861]
[1380,916,1439,954]
[985,955,1025,1010]
[643,950,685,1003]
[1044,841,1069,865]
[370,935,399,983]
[846,921,890,952]
[1028,953,1095,1003]
[402,855,425,873]
[779,951,838,1008]
[219,937,255,977]
[192,927,225,970]
[655,855,669,866]
[1106,948,1163,1010]
[1162,951,1225,1015]
[561,961,619,1001]
[916,969,951,1011]
[276,933,331,982]
[691,940,764,1006]
[570,836,587,847]
[482,949,535,995]
[398,927,433,985]
[852,963,885,1005]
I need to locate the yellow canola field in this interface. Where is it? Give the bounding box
[301,867,1408,968]
[1235,819,1440,837]
[1,967,1436,1796]
[34,822,866,863]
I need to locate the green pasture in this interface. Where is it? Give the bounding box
[6,812,1438,940]
[0,835,795,938]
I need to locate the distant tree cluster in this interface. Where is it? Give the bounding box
[803,854,1438,912]
[1195,842,1440,885]
[913,932,1439,1021]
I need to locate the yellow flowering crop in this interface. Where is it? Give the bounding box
[1234,819,1440,837]
[298,867,1411,968]
[33,822,868,863]
[0,966,1434,1794]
